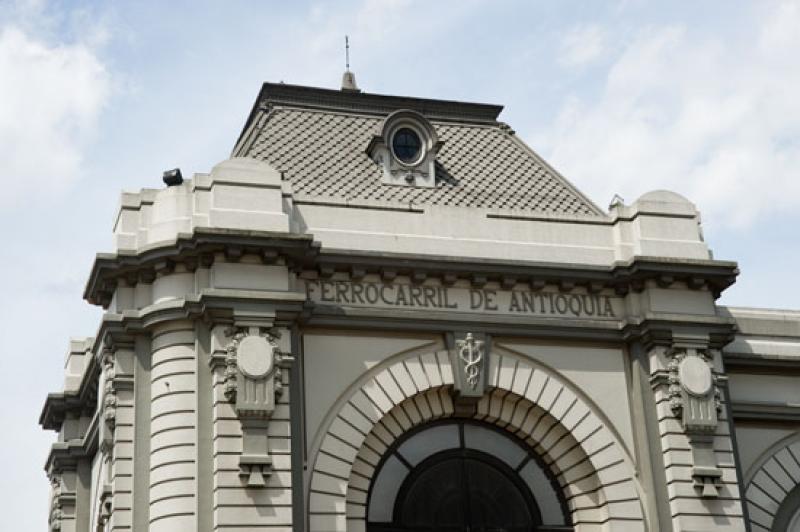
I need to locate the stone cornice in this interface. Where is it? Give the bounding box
[303,251,738,299]
[731,401,800,423]
[40,357,99,432]
[723,353,800,375]
[40,329,145,432]
[84,226,738,309]
[91,289,307,342]
[621,315,736,351]
[44,411,99,475]
[84,229,317,307]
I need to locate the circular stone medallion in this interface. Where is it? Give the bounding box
[678,356,713,397]
[237,336,274,379]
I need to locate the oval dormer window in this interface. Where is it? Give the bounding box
[391,127,423,165]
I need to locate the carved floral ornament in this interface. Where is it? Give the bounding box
[102,352,117,430]
[49,477,62,531]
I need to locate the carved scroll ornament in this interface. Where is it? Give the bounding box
[666,346,724,497]
[102,353,117,429]
[667,347,721,431]
[224,327,293,488]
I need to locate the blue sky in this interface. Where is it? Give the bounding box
[1,0,799,527]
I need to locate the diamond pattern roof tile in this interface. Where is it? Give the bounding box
[239,93,602,216]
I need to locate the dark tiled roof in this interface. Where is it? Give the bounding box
[234,84,603,216]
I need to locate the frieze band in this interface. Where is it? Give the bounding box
[304,279,618,318]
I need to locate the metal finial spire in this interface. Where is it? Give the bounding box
[341,34,360,92]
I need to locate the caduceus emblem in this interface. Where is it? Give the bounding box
[457,333,484,390]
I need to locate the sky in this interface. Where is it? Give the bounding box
[1,0,799,527]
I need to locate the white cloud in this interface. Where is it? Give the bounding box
[558,23,608,68]
[545,2,800,228]
[0,26,109,209]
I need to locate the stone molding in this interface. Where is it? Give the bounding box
[40,357,100,432]
[85,229,316,307]
[307,348,645,532]
[45,411,99,477]
[83,225,737,309]
[731,401,800,423]
[305,252,738,300]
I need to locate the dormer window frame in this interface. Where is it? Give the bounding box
[367,109,443,188]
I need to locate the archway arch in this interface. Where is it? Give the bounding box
[745,434,800,531]
[307,349,646,532]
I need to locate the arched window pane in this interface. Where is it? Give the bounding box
[464,423,526,468]
[466,458,534,528]
[788,506,800,532]
[398,456,465,528]
[520,459,566,526]
[367,455,409,522]
[367,421,571,531]
[397,424,459,466]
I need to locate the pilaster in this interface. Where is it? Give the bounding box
[49,472,77,532]
[99,335,136,532]
[209,311,294,531]
[648,332,747,530]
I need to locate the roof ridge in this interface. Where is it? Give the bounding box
[254,82,503,121]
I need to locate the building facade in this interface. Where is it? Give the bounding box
[40,81,800,531]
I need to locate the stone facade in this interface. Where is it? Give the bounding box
[40,83,800,531]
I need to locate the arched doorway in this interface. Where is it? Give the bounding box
[366,420,572,532]
[309,353,646,531]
